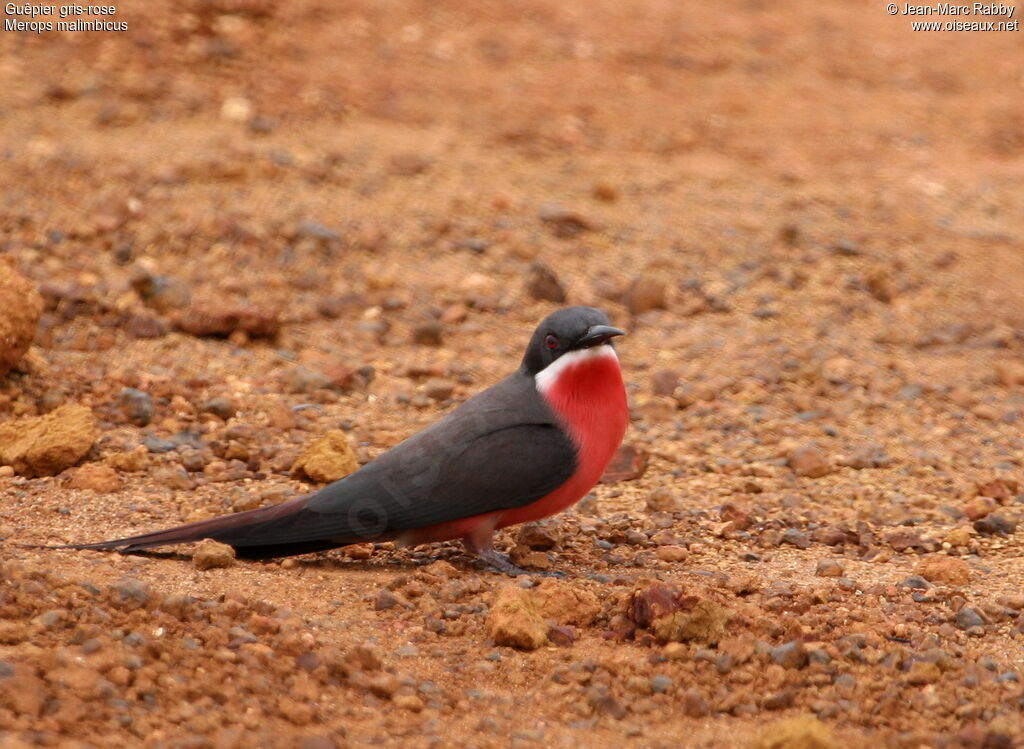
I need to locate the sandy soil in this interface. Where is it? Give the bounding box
[2,1,1024,746]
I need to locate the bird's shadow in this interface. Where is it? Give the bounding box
[85,547,569,578]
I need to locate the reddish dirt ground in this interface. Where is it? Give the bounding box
[2,1,1024,747]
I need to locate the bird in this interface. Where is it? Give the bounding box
[57,306,629,575]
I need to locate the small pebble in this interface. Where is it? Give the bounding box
[526,263,566,303]
[899,575,933,590]
[781,528,810,549]
[770,640,808,670]
[143,436,177,454]
[117,388,153,426]
[411,321,443,346]
[955,607,986,631]
[192,539,236,571]
[973,514,1017,536]
[201,397,237,419]
[815,559,845,577]
[788,444,832,478]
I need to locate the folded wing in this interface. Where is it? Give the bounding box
[65,375,578,558]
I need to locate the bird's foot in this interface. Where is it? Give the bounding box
[474,549,566,578]
[462,532,566,577]
[476,549,530,576]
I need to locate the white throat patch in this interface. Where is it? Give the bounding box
[535,344,619,394]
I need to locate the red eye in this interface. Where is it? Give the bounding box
[545,334,559,350]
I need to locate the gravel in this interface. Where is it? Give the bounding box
[3,3,1023,746]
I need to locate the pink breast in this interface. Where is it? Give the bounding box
[496,349,628,528]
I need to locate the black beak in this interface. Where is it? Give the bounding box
[575,324,626,349]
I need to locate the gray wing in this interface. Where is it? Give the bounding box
[236,374,576,547]
[67,373,577,558]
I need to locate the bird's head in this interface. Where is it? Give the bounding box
[521,306,625,377]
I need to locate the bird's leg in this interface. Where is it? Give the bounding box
[462,525,530,577]
[461,525,565,577]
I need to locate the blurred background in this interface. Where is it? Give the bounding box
[2,0,1024,512]
[3,0,1024,541]
[2,2,1024,745]
[3,0,1023,464]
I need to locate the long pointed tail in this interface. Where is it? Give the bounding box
[39,493,330,559]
